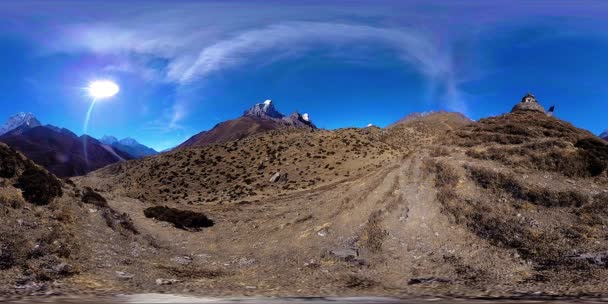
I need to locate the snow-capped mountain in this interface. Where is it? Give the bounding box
[0,112,41,136]
[600,130,608,141]
[243,100,315,128]
[100,136,158,158]
[243,100,285,119]
[100,135,119,145]
[178,99,315,149]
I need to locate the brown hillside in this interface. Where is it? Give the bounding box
[177,100,315,149]
[177,116,292,149]
[87,127,400,205]
[3,101,608,298]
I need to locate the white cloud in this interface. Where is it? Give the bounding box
[53,21,463,123]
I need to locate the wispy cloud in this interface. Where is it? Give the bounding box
[5,0,607,129]
[53,20,464,121]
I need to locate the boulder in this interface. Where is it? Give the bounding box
[269,172,288,183]
[329,248,359,261]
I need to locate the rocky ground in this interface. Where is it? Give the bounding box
[1,110,607,300]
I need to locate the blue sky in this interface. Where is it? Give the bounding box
[0,1,607,151]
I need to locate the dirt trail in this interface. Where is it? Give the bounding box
[70,152,530,296]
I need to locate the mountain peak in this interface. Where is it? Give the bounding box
[243,99,285,119]
[0,112,42,136]
[600,130,608,140]
[119,137,139,146]
[101,135,119,145]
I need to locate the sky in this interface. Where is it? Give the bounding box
[0,0,607,151]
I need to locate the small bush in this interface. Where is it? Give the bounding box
[575,138,608,176]
[144,206,214,230]
[0,232,30,270]
[15,166,63,206]
[467,166,589,207]
[0,190,25,209]
[424,159,459,188]
[81,187,108,208]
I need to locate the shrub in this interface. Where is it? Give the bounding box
[575,137,608,176]
[15,166,63,206]
[81,187,109,208]
[144,206,214,230]
[424,159,459,188]
[0,190,25,209]
[0,232,29,270]
[467,166,589,207]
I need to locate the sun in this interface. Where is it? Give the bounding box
[87,80,120,99]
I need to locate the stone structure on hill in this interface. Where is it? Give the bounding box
[511,93,547,113]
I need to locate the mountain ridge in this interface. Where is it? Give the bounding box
[100,135,158,158]
[0,114,134,177]
[177,99,316,149]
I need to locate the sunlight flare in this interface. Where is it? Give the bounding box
[87,80,120,99]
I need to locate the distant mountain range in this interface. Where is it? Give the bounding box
[0,113,154,177]
[601,130,608,141]
[177,100,316,149]
[100,136,158,158]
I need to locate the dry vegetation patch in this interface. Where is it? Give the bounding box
[144,206,214,230]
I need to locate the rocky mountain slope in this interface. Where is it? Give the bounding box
[0,126,133,177]
[2,94,608,298]
[0,143,157,296]
[101,136,158,158]
[177,100,315,149]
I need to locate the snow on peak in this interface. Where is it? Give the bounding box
[302,113,310,122]
[100,135,119,145]
[244,99,284,119]
[0,112,41,136]
[119,137,140,146]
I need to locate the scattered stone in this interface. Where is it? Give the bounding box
[156,278,181,285]
[171,255,193,265]
[14,281,44,290]
[329,248,359,261]
[570,251,608,266]
[115,271,134,280]
[407,277,452,285]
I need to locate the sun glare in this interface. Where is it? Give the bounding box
[87,80,120,99]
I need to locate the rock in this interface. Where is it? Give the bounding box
[270,172,281,183]
[570,251,608,266]
[269,172,288,183]
[407,277,452,285]
[170,255,193,265]
[115,271,134,280]
[329,248,359,261]
[156,278,181,285]
[237,257,256,266]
